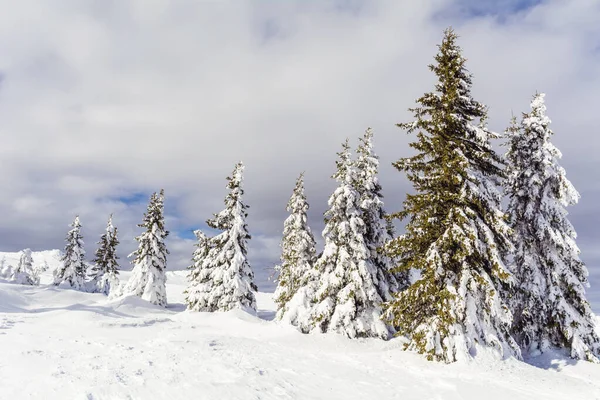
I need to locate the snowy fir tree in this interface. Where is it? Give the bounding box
[285,140,391,339]
[89,214,120,295]
[10,248,39,285]
[184,162,257,312]
[385,29,520,362]
[54,216,87,290]
[184,230,213,310]
[273,173,318,320]
[123,190,169,307]
[505,93,600,362]
[355,128,408,297]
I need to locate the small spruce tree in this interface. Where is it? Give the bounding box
[505,93,600,362]
[184,230,213,310]
[90,214,121,295]
[54,216,87,290]
[385,28,520,362]
[184,162,256,312]
[274,173,318,320]
[123,190,169,306]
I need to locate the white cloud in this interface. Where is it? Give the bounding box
[0,0,598,310]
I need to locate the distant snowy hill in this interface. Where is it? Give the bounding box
[0,249,62,272]
[0,250,63,284]
[0,251,599,399]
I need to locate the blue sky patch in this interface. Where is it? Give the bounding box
[115,192,149,205]
[435,0,543,22]
[175,228,199,240]
[465,0,543,16]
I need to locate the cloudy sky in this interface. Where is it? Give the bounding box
[0,0,598,310]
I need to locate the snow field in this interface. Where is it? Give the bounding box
[0,251,599,399]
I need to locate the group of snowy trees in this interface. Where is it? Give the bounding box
[51,190,171,305]
[35,165,254,312]
[53,214,121,294]
[272,133,405,339]
[271,28,600,364]
[181,141,401,340]
[0,188,170,307]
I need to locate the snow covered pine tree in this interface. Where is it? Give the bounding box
[355,128,408,296]
[273,172,318,320]
[184,230,212,310]
[385,28,520,362]
[123,190,169,306]
[10,248,39,285]
[505,93,600,362]
[54,216,87,290]
[286,139,392,339]
[185,162,257,312]
[89,214,120,295]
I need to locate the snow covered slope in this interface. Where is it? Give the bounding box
[0,254,599,399]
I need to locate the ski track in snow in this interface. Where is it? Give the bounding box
[0,251,599,399]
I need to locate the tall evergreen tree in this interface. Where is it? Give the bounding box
[54,216,87,290]
[505,93,600,362]
[185,162,256,312]
[90,214,121,295]
[289,140,391,339]
[385,28,520,362]
[274,173,318,320]
[10,248,39,285]
[123,190,169,307]
[355,128,408,296]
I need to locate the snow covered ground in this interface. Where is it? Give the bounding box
[1,251,600,400]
